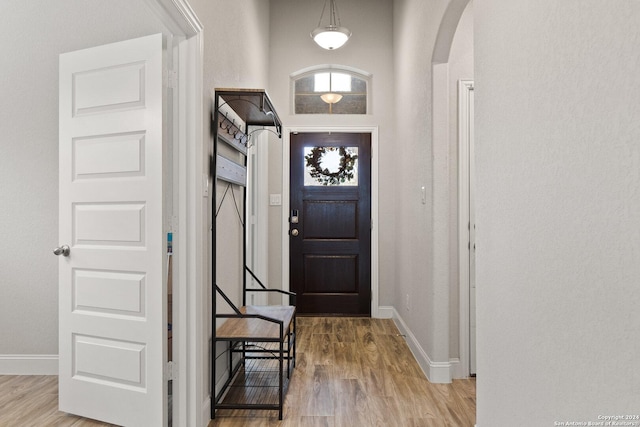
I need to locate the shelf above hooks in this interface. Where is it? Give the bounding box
[212,88,283,187]
[214,88,282,138]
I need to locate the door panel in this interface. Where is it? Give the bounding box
[304,200,357,238]
[290,133,371,315]
[73,132,146,179]
[59,33,165,426]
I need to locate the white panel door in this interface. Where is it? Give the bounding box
[58,33,166,426]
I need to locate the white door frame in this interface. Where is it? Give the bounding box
[143,1,204,426]
[281,126,381,317]
[247,132,270,306]
[458,79,474,379]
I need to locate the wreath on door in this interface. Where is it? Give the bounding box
[304,146,358,186]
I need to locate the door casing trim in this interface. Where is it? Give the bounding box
[457,80,474,379]
[143,1,204,425]
[281,126,380,317]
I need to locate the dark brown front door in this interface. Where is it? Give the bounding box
[289,132,371,315]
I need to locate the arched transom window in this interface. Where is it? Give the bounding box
[292,66,370,114]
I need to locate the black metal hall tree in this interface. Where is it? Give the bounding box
[210,89,296,420]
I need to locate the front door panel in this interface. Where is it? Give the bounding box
[290,133,371,315]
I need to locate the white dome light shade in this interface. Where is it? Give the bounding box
[320,93,343,104]
[311,0,351,50]
[311,26,351,50]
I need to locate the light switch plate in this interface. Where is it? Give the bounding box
[269,194,282,206]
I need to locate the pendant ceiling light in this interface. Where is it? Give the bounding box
[320,93,343,104]
[310,0,351,50]
[319,72,343,105]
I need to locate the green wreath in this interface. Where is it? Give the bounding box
[304,146,358,186]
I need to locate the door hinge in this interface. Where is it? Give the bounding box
[165,361,177,381]
[164,69,177,89]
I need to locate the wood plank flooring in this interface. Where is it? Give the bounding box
[0,317,475,426]
[211,317,476,426]
[0,375,116,426]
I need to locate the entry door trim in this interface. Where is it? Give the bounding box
[458,80,474,378]
[282,126,380,317]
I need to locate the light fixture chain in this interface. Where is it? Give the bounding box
[331,0,341,27]
[317,0,328,27]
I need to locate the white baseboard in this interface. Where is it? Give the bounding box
[375,305,394,319]
[449,357,465,379]
[214,369,229,399]
[201,396,211,427]
[0,354,58,375]
[391,309,452,384]
[211,355,239,422]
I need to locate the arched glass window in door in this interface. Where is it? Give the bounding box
[292,66,370,114]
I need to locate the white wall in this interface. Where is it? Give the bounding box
[267,0,396,305]
[186,0,272,409]
[0,0,168,363]
[393,0,452,367]
[187,0,271,320]
[0,0,272,392]
[475,0,640,424]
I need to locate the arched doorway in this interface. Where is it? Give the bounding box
[431,0,475,379]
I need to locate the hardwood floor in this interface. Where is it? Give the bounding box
[0,375,116,426]
[210,317,476,426]
[0,318,475,427]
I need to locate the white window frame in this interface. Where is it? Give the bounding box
[290,64,372,115]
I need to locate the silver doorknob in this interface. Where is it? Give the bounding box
[53,245,70,257]
[290,229,299,237]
